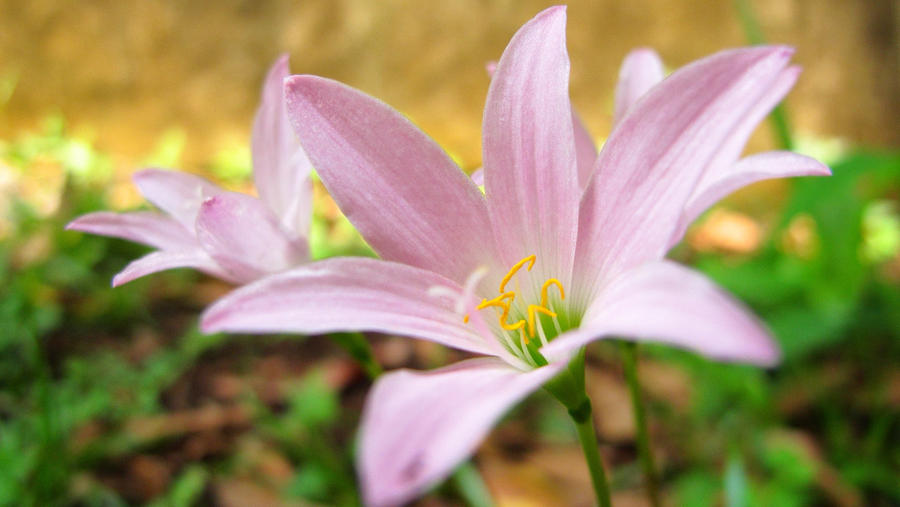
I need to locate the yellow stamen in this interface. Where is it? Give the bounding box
[475,294,524,331]
[540,278,565,307]
[498,255,535,293]
[476,292,515,310]
[461,255,567,356]
[464,291,513,324]
[527,304,557,337]
[499,306,525,331]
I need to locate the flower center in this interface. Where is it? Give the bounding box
[464,255,567,366]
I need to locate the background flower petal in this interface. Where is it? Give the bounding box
[613,48,665,124]
[251,54,313,238]
[112,249,229,287]
[66,210,197,250]
[132,168,225,229]
[195,192,307,283]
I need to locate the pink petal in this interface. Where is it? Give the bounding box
[574,46,795,304]
[112,249,230,287]
[486,58,595,189]
[66,211,196,250]
[284,75,494,284]
[670,151,831,245]
[195,192,307,284]
[470,168,484,187]
[483,5,579,285]
[692,66,802,195]
[251,54,313,238]
[572,109,598,188]
[132,168,225,229]
[201,258,506,358]
[359,357,566,507]
[543,261,779,366]
[613,48,665,124]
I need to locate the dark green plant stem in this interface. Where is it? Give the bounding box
[572,399,613,507]
[329,332,382,379]
[733,0,794,150]
[545,349,612,507]
[621,342,660,507]
[451,461,494,507]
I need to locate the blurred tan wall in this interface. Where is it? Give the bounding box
[1,0,897,173]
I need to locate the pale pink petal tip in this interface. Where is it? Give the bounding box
[110,249,223,287]
[755,337,781,367]
[621,47,664,74]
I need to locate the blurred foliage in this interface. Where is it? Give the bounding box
[697,150,900,359]
[260,371,358,504]
[659,149,900,505]
[207,144,252,185]
[142,128,187,169]
[0,71,16,110]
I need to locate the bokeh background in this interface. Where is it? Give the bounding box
[1,1,898,505]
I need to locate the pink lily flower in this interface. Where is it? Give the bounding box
[66,55,311,286]
[200,6,829,505]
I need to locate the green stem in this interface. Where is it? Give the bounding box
[544,350,612,506]
[621,343,660,507]
[451,461,494,507]
[329,332,382,379]
[768,104,794,151]
[733,0,765,45]
[571,399,613,507]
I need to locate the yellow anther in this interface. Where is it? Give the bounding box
[498,255,536,293]
[527,304,557,337]
[498,302,523,331]
[463,314,470,323]
[476,292,515,310]
[474,294,524,331]
[540,278,565,307]
[499,312,525,331]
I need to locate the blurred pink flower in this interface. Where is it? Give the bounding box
[67,55,312,286]
[201,6,829,505]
